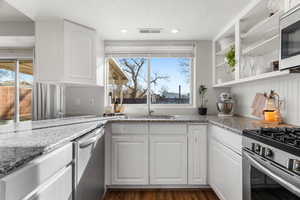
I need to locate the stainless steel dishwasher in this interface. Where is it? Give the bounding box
[74,123,105,200]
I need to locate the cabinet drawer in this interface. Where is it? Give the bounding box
[27,165,72,200]
[0,143,73,200]
[111,123,148,134]
[209,125,242,154]
[149,123,187,135]
[188,124,207,134]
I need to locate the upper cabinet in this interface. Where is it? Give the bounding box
[213,0,293,88]
[35,20,100,85]
[285,0,300,11]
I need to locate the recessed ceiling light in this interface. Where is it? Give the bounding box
[121,29,128,33]
[171,29,179,34]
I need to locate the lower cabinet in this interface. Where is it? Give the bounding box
[0,143,73,200]
[28,166,72,200]
[149,135,187,185]
[109,122,207,186]
[111,135,148,185]
[188,125,207,185]
[208,127,242,200]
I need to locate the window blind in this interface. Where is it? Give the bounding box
[104,40,195,58]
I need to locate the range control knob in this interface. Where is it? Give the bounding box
[265,148,273,158]
[288,159,300,174]
[254,143,261,154]
[293,160,300,173]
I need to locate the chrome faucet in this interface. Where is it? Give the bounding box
[148,109,154,116]
[147,89,154,116]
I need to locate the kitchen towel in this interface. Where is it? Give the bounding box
[251,93,266,118]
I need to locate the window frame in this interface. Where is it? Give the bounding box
[0,57,34,123]
[105,56,196,108]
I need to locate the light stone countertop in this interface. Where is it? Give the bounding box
[0,114,289,178]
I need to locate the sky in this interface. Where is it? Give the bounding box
[151,58,190,95]
[118,58,191,95]
[0,69,33,84]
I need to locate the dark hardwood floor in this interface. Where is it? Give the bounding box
[104,189,220,200]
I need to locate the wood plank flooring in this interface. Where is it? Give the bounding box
[104,189,220,200]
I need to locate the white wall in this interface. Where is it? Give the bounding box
[96,35,105,86]
[231,74,300,125]
[195,40,228,115]
[0,21,34,36]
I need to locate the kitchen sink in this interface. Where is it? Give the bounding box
[127,114,175,119]
[145,114,175,119]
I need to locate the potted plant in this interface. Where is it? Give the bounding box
[198,85,208,115]
[225,46,236,72]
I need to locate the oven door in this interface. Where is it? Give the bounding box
[280,6,300,70]
[243,149,300,200]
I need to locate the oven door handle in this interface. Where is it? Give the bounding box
[244,152,300,197]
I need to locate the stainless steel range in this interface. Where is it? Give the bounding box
[242,128,300,200]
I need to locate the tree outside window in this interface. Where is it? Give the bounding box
[108,57,192,105]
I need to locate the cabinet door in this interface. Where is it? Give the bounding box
[64,20,96,84]
[28,166,72,200]
[209,138,242,200]
[188,125,207,185]
[111,135,148,185]
[150,135,187,185]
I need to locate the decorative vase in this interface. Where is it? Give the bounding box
[198,107,207,115]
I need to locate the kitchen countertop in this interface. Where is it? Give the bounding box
[0,114,290,178]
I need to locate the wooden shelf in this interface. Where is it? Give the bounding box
[216,43,234,56]
[213,70,290,88]
[241,11,281,39]
[242,35,279,55]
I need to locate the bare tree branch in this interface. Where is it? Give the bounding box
[117,58,169,98]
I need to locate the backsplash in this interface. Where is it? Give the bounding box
[65,84,104,116]
[231,74,300,125]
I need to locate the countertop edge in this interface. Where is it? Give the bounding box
[0,115,257,178]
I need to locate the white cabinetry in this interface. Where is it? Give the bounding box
[108,122,207,186]
[150,135,187,185]
[188,125,207,185]
[35,20,97,85]
[208,125,242,200]
[111,135,148,185]
[28,166,72,200]
[285,0,300,11]
[0,143,73,200]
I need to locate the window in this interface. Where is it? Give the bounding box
[150,58,191,104]
[0,60,33,124]
[107,57,193,106]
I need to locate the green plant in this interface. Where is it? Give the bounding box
[199,85,208,108]
[225,46,236,72]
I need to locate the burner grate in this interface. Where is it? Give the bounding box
[250,127,300,148]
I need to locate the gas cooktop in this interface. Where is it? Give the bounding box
[243,127,300,157]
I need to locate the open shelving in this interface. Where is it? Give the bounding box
[241,11,281,39]
[213,0,288,88]
[242,35,279,55]
[215,43,234,56]
[213,70,290,88]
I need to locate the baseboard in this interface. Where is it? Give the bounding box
[106,185,211,189]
